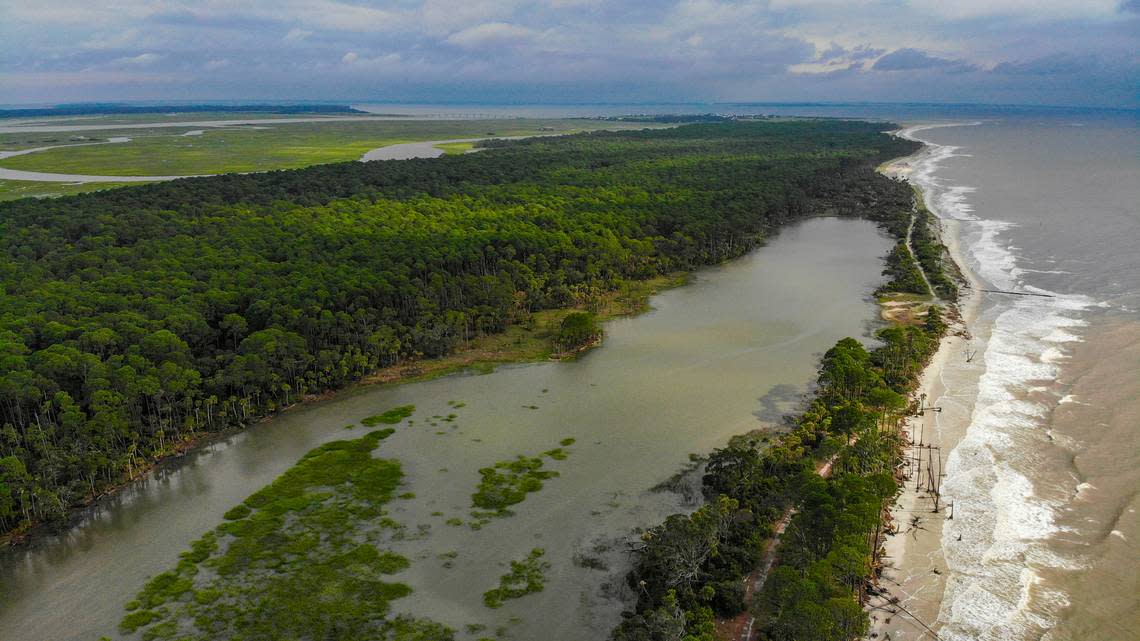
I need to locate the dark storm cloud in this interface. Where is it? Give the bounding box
[872,48,977,73]
[992,53,1100,75]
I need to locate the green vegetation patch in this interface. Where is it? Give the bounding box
[553,311,601,353]
[878,240,930,297]
[433,141,476,155]
[470,442,574,516]
[482,548,551,608]
[117,429,451,640]
[0,179,142,201]
[0,118,633,176]
[361,404,416,426]
[910,195,959,299]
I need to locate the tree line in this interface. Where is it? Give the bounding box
[0,121,920,537]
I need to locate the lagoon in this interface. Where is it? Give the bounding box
[0,216,891,641]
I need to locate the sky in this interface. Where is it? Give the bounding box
[2,0,1138,108]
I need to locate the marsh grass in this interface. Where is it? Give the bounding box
[0,118,645,177]
[469,441,575,522]
[118,428,451,640]
[360,404,415,426]
[0,179,143,201]
[433,142,476,155]
[482,548,551,608]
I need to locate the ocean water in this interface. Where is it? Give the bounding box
[901,114,1139,641]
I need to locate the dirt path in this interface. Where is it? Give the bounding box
[905,201,937,300]
[718,444,849,640]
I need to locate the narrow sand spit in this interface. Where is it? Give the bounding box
[867,154,986,641]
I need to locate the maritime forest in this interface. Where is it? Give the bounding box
[0,120,960,640]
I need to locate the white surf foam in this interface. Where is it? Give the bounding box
[898,123,1092,640]
[1075,482,1096,499]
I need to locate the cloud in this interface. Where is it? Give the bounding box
[112,52,164,66]
[2,1,152,26]
[283,28,312,42]
[872,48,977,72]
[847,45,886,61]
[1,0,1135,107]
[791,42,886,75]
[992,53,1099,75]
[341,51,403,68]
[294,1,405,33]
[907,0,1121,21]
[80,28,144,51]
[445,22,536,49]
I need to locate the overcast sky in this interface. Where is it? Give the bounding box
[2,0,1137,107]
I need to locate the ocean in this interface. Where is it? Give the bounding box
[901,112,1140,641]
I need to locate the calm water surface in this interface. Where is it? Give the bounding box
[0,217,891,641]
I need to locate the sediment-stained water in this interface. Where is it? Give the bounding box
[0,217,892,641]
[904,114,1139,641]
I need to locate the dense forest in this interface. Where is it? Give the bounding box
[0,120,920,537]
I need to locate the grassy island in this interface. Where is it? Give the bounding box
[115,424,457,641]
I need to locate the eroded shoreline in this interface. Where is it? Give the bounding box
[868,127,986,641]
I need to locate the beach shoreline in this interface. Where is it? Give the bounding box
[868,138,987,641]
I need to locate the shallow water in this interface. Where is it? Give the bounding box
[0,216,891,641]
[903,114,1140,641]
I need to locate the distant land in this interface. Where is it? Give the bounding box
[0,103,368,119]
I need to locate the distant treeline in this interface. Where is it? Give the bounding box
[594,114,739,123]
[0,121,920,538]
[0,104,367,119]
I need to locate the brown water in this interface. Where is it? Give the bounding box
[1044,318,1140,641]
[902,114,1140,641]
[0,217,892,641]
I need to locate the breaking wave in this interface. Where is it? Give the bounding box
[898,124,1091,640]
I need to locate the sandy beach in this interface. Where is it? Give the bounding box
[868,150,987,641]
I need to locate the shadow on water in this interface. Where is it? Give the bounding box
[753,382,811,426]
